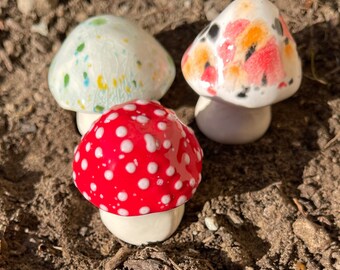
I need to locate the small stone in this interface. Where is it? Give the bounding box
[79,226,88,236]
[31,21,49,36]
[204,216,219,231]
[17,0,35,15]
[293,217,332,254]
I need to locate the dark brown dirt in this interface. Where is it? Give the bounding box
[0,0,339,269]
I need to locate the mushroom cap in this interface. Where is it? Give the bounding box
[72,100,203,216]
[48,15,175,113]
[181,0,302,108]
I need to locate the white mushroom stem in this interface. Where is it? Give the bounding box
[99,205,185,245]
[76,112,102,135]
[195,96,271,144]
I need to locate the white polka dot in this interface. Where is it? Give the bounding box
[118,208,129,216]
[125,162,136,173]
[198,173,202,182]
[123,104,136,111]
[157,179,164,186]
[184,141,188,147]
[139,206,150,215]
[85,142,91,152]
[157,122,167,130]
[189,178,196,187]
[74,180,78,188]
[136,115,149,124]
[144,134,157,153]
[95,147,103,158]
[119,154,125,159]
[100,204,108,211]
[104,170,114,180]
[116,126,127,137]
[181,130,186,137]
[75,151,80,162]
[136,100,149,105]
[96,127,104,139]
[183,153,190,164]
[100,194,104,199]
[90,183,97,191]
[74,146,78,154]
[118,192,128,201]
[138,178,150,190]
[163,140,171,149]
[147,162,158,174]
[166,166,175,176]
[161,195,171,204]
[83,191,91,201]
[174,180,183,190]
[81,159,88,170]
[104,112,118,123]
[176,195,187,206]
[72,171,76,181]
[154,109,166,116]
[121,140,133,153]
[196,150,201,161]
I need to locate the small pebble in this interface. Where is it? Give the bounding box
[31,21,48,36]
[79,226,88,236]
[204,216,219,231]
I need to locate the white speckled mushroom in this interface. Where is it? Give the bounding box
[181,0,302,144]
[48,15,175,135]
[72,100,203,245]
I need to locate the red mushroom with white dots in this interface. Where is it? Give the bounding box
[72,100,203,245]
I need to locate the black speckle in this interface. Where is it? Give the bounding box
[255,86,260,91]
[284,37,289,45]
[208,24,220,41]
[198,24,210,37]
[237,92,247,98]
[204,62,210,69]
[200,37,206,42]
[289,78,294,85]
[273,17,283,36]
[262,73,267,86]
[245,43,256,61]
[237,86,250,98]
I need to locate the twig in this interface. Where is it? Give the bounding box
[292,198,308,217]
[323,132,340,149]
[168,258,183,270]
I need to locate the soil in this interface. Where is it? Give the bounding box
[0,0,339,269]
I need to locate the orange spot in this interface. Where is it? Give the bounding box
[238,21,268,52]
[229,66,240,76]
[278,82,287,88]
[207,87,216,95]
[284,43,294,58]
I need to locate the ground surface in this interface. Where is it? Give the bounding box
[0,0,339,269]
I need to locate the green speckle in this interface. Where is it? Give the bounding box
[137,60,142,66]
[76,43,85,53]
[90,18,107,26]
[64,74,70,87]
[132,80,137,88]
[94,105,104,113]
[83,72,88,79]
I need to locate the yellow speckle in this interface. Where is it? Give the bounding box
[97,75,108,90]
[87,64,92,68]
[96,35,101,39]
[123,38,128,43]
[152,71,160,81]
[113,78,117,88]
[77,100,85,110]
[139,80,144,87]
[125,86,131,93]
[119,75,125,83]
[284,43,294,58]
[66,100,69,105]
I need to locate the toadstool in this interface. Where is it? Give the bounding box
[181,0,302,144]
[72,100,203,245]
[48,15,175,135]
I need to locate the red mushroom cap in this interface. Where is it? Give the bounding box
[73,100,203,216]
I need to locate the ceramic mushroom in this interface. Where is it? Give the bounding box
[181,0,302,144]
[48,15,175,135]
[72,100,203,245]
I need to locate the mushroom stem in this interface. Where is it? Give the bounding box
[195,96,271,144]
[76,112,102,135]
[99,205,185,245]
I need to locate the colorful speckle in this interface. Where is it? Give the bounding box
[123,38,129,43]
[77,100,85,110]
[132,80,137,88]
[136,60,142,69]
[90,18,107,26]
[125,86,131,93]
[64,74,70,87]
[83,72,89,87]
[76,43,85,53]
[97,75,108,90]
[94,105,104,113]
